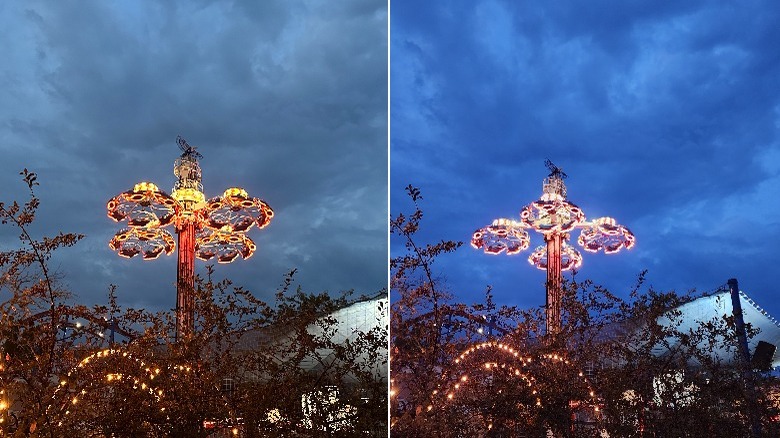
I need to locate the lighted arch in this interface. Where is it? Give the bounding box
[50,349,170,422]
[427,342,599,413]
[48,349,241,434]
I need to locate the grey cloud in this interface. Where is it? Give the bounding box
[1,0,387,310]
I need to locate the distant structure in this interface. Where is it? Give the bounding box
[106,136,274,340]
[471,160,634,334]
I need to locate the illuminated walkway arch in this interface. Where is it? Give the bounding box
[50,349,235,435]
[50,350,171,428]
[425,341,600,435]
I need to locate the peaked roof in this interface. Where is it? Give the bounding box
[652,290,780,368]
[234,295,389,381]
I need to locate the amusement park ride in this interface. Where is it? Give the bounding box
[471,160,635,335]
[106,136,274,341]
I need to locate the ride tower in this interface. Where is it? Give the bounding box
[107,136,274,340]
[471,160,634,335]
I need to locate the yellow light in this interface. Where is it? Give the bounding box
[224,187,249,199]
[232,428,239,435]
[72,397,78,404]
[133,182,160,193]
[0,401,7,410]
[172,187,205,204]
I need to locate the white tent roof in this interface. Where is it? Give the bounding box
[653,290,780,368]
[301,296,389,381]
[233,296,388,382]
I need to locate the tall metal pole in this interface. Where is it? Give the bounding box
[545,233,563,335]
[728,278,762,438]
[176,221,196,341]
[541,165,566,336]
[171,146,205,342]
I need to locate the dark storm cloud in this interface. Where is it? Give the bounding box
[391,1,780,314]
[0,0,387,311]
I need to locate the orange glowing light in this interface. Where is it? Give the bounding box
[107,137,274,341]
[423,340,600,415]
[472,161,634,269]
[471,161,634,335]
[107,139,273,265]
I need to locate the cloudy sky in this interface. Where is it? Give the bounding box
[391,2,780,317]
[0,1,387,313]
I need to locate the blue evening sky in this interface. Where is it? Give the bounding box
[391,1,780,318]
